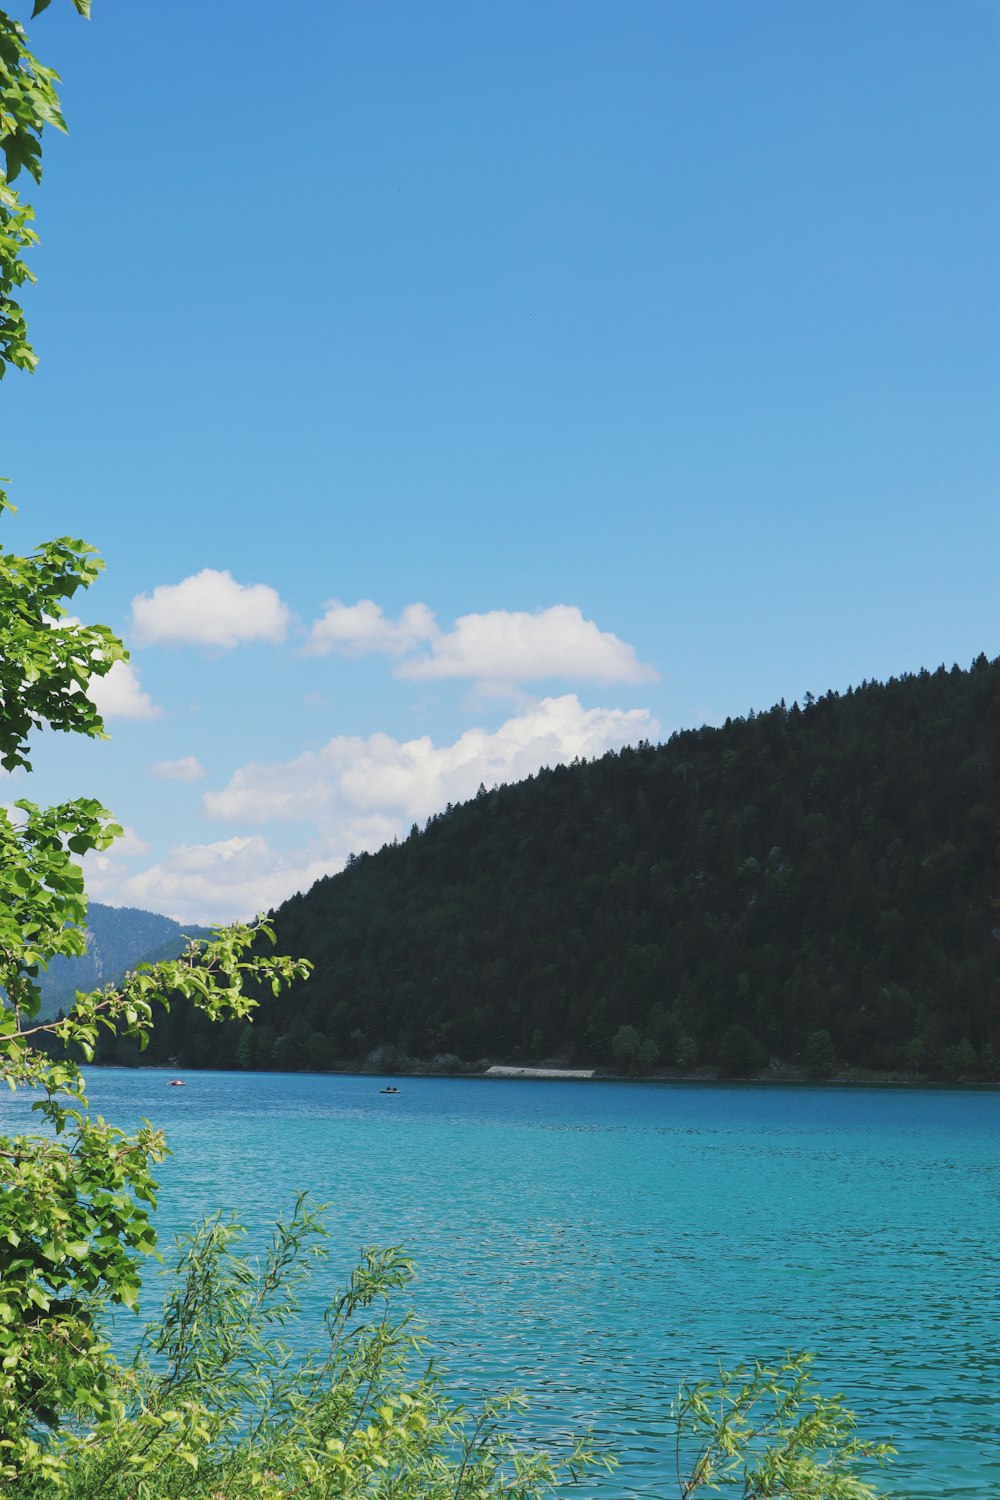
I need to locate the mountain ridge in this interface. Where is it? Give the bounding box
[39,904,213,1016]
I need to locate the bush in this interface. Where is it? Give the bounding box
[803,1028,836,1079]
[10,1198,610,1499]
[636,1036,660,1072]
[611,1024,641,1068]
[675,1033,700,1068]
[940,1038,978,1082]
[675,1352,894,1499]
[718,1024,767,1077]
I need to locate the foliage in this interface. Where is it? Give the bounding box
[0,513,129,771]
[803,1029,836,1080]
[0,7,309,1482]
[156,657,1000,1081]
[674,1353,895,1499]
[34,903,213,1018]
[0,8,908,1498]
[611,1023,641,1067]
[0,0,89,380]
[0,793,309,1485]
[718,1025,767,1079]
[0,490,308,1487]
[7,1195,610,1500]
[0,12,607,1494]
[675,1034,699,1069]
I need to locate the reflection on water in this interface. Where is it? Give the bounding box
[7,1072,999,1497]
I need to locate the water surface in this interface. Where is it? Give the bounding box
[24,1072,1000,1495]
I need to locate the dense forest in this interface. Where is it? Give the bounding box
[104,656,1000,1081]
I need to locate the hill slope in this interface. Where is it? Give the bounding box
[39,904,212,1016]
[140,656,1000,1080]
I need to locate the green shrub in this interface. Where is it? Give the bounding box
[675,1033,700,1068]
[675,1353,895,1499]
[719,1024,767,1077]
[803,1028,836,1079]
[9,1198,609,1500]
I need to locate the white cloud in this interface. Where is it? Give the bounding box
[396,605,657,686]
[110,825,152,858]
[88,660,162,720]
[48,616,161,720]
[207,694,656,831]
[149,755,206,782]
[90,696,657,924]
[114,837,334,926]
[130,569,290,649]
[305,599,438,657]
[304,600,654,688]
[79,824,151,901]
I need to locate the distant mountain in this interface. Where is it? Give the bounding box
[39,904,212,1016]
[115,656,1000,1082]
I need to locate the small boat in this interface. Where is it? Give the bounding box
[168,1078,186,1087]
[379,1086,401,1095]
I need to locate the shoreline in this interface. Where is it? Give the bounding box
[484,1064,596,1080]
[88,1060,1000,1089]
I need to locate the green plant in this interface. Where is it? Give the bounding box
[611,1023,641,1070]
[675,1033,699,1069]
[0,523,311,1482]
[0,0,90,379]
[718,1025,767,1078]
[0,8,904,1496]
[674,1353,895,1499]
[0,455,308,1490]
[8,1196,610,1500]
[803,1029,836,1080]
[0,8,309,1480]
[0,10,605,1491]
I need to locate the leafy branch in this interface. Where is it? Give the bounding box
[674,1353,896,1499]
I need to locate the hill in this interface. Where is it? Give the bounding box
[39,903,212,1016]
[132,656,1000,1081]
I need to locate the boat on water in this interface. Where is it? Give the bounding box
[168,1079,186,1087]
[380,1086,401,1095]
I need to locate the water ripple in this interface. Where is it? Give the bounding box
[10,1072,997,1498]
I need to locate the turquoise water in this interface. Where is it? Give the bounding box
[16,1071,1000,1495]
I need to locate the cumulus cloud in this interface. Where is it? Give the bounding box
[306,599,438,657]
[49,616,160,720]
[149,755,206,782]
[91,696,657,923]
[396,606,657,685]
[304,599,656,688]
[130,569,290,649]
[109,825,151,858]
[88,660,162,720]
[114,837,335,926]
[79,824,151,901]
[206,694,657,831]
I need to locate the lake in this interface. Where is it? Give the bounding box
[36,1072,1000,1494]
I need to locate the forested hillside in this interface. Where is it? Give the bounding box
[130,656,1000,1080]
[38,904,210,1016]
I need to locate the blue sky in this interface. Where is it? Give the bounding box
[3,0,997,922]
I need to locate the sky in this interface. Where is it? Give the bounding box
[2,0,997,924]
